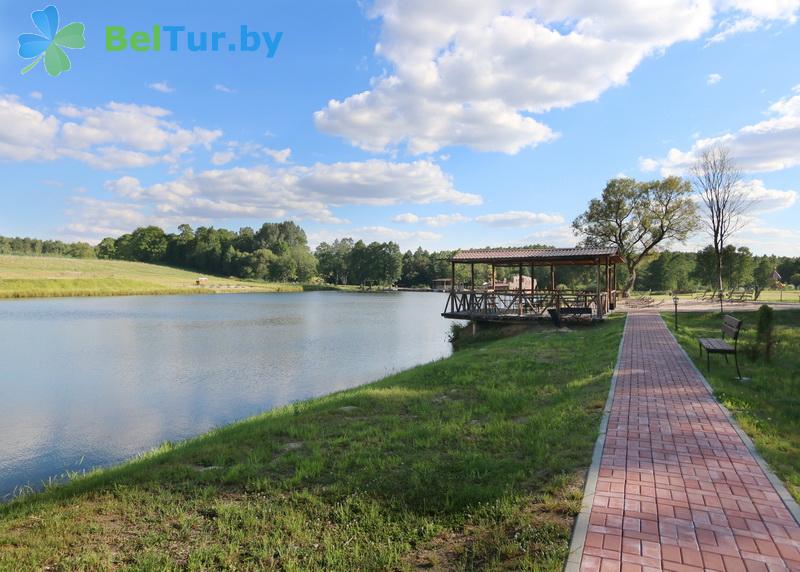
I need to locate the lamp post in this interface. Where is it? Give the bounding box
[673,292,679,331]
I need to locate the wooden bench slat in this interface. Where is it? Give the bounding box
[699,338,734,352]
[697,315,744,379]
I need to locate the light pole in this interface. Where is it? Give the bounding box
[673,292,679,331]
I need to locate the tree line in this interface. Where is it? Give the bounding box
[3,226,797,296]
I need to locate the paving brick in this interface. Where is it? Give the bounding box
[577,314,800,571]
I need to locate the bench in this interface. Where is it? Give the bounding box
[698,315,743,379]
[548,307,592,327]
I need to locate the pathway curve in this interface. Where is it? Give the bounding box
[569,313,800,572]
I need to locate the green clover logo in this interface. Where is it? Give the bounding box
[18,5,85,77]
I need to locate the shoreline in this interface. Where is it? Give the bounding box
[0,317,625,569]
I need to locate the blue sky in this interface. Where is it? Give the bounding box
[1,0,799,254]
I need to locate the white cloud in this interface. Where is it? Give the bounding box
[638,157,661,172]
[642,85,800,174]
[306,226,443,251]
[731,222,800,256]
[314,2,799,156]
[264,147,292,163]
[736,179,797,212]
[148,81,175,93]
[315,1,723,155]
[29,91,43,100]
[392,212,470,227]
[392,213,420,224]
[104,176,144,199]
[707,73,723,85]
[0,95,59,161]
[90,160,479,232]
[214,84,236,94]
[706,0,799,44]
[356,226,443,242]
[211,151,236,166]
[474,210,564,227]
[522,225,577,247]
[0,96,222,170]
[705,16,763,43]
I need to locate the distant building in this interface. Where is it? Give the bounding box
[493,275,536,291]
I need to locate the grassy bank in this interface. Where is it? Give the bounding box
[0,255,304,298]
[665,310,800,503]
[640,289,800,304]
[0,316,624,570]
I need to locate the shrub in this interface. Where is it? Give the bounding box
[755,304,776,361]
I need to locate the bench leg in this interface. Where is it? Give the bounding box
[724,353,729,363]
[707,351,711,372]
[735,351,742,380]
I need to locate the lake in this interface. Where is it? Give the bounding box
[0,291,455,499]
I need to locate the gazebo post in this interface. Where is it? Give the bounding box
[613,264,617,307]
[605,255,611,314]
[470,263,475,292]
[518,262,523,316]
[596,257,601,318]
[530,263,535,293]
[550,265,555,290]
[491,264,495,290]
[450,261,456,313]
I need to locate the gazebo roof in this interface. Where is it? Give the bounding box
[451,247,623,266]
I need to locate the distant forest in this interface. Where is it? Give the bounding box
[2,222,799,293]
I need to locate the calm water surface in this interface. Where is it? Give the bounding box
[0,291,455,499]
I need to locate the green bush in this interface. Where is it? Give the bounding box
[756,304,776,361]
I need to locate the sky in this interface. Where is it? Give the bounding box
[1,0,799,255]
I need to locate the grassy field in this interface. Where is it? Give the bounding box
[639,289,800,304]
[0,255,303,298]
[0,316,624,571]
[665,310,800,503]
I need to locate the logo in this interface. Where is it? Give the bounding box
[18,5,85,77]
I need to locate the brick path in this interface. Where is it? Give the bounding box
[578,313,800,571]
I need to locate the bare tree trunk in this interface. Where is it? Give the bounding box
[716,245,724,314]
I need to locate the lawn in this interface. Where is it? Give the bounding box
[0,316,624,571]
[639,289,800,304]
[665,309,800,503]
[0,255,303,298]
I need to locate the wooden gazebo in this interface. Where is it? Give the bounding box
[442,247,623,323]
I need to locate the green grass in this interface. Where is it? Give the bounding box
[665,310,800,503]
[0,317,624,571]
[0,255,304,298]
[639,289,800,304]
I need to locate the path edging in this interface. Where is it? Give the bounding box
[564,314,628,572]
[666,317,800,526]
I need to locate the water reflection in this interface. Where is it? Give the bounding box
[0,291,453,499]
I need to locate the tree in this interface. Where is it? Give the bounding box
[572,176,699,295]
[316,238,354,284]
[640,251,694,292]
[128,226,168,263]
[96,237,117,259]
[753,258,776,300]
[725,246,754,290]
[692,145,751,312]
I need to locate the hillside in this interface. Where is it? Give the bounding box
[0,256,302,298]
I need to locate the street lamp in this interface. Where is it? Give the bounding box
[672,292,679,331]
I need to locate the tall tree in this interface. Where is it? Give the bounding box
[691,145,751,312]
[572,176,699,295]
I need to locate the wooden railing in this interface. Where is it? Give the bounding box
[443,289,610,319]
